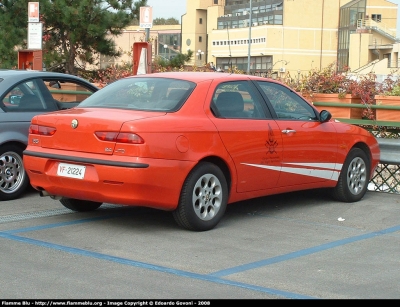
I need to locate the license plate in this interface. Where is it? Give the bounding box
[57,163,86,179]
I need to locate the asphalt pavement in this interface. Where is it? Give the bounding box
[1,187,399,299]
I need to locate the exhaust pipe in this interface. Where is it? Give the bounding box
[39,190,62,200]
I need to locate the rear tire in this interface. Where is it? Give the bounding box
[332,148,370,202]
[60,197,102,212]
[173,162,228,231]
[0,144,30,201]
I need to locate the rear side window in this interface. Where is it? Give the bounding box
[212,81,268,119]
[44,80,94,104]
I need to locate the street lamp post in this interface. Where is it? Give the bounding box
[246,0,253,75]
[164,44,168,59]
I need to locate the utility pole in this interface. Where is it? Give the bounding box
[246,0,252,75]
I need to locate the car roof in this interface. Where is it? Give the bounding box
[0,69,86,80]
[0,69,98,91]
[129,71,269,83]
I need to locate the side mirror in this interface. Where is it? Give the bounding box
[49,81,61,88]
[9,95,22,105]
[320,110,332,123]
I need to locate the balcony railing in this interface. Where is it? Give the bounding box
[357,19,398,41]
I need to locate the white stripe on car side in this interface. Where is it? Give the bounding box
[283,162,342,171]
[242,163,343,181]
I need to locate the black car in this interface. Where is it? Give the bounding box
[0,69,99,200]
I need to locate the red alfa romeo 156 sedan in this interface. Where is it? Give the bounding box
[23,72,380,231]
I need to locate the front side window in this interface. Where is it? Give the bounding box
[1,79,46,111]
[257,81,318,121]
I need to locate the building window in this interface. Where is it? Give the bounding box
[214,0,218,4]
[199,36,202,43]
[371,14,381,22]
[199,18,203,24]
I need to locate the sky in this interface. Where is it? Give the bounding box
[147,0,400,36]
[147,0,187,20]
[389,0,400,35]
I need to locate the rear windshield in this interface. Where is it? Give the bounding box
[78,77,195,112]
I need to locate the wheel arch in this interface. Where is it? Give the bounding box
[0,140,26,153]
[0,129,28,148]
[352,141,372,167]
[197,155,232,194]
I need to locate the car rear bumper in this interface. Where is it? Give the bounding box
[23,150,196,210]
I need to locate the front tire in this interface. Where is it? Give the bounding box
[332,148,370,202]
[0,145,30,201]
[60,197,102,212]
[173,162,228,231]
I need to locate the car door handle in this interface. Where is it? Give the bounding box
[282,129,296,134]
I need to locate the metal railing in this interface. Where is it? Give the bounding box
[312,100,400,128]
[370,138,400,194]
[311,100,400,194]
[357,19,398,41]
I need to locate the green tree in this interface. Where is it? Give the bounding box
[0,0,28,68]
[153,17,180,25]
[154,49,192,69]
[0,0,148,74]
[169,51,192,67]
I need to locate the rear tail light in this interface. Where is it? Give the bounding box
[29,124,56,136]
[95,132,144,144]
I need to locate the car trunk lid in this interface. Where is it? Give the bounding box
[36,108,165,155]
